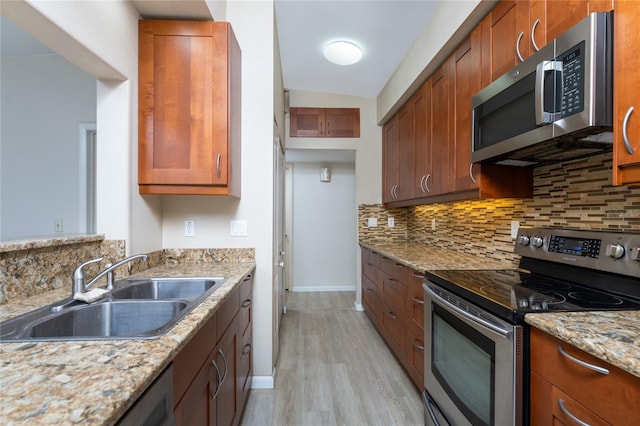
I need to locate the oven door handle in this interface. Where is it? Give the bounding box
[422,391,450,426]
[425,285,512,338]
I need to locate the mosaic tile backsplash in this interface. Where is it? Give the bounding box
[359,154,640,265]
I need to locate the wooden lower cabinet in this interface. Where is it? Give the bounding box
[173,271,254,426]
[360,247,425,389]
[530,327,640,425]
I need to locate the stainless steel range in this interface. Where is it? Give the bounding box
[422,227,640,426]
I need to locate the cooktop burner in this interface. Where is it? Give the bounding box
[424,228,640,323]
[425,268,640,323]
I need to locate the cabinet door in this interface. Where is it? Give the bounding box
[396,104,415,201]
[174,354,215,426]
[613,0,640,185]
[487,1,519,81]
[452,32,482,192]
[325,108,360,137]
[214,324,238,426]
[412,83,431,199]
[138,21,239,194]
[289,108,325,137]
[429,62,451,195]
[382,118,399,203]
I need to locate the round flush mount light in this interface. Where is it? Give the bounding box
[323,41,362,66]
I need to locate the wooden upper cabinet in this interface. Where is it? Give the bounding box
[485,0,520,82]
[138,20,241,196]
[382,117,399,203]
[412,81,431,199]
[613,0,640,185]
[396,104,415,202]
[429,61,452,197]
[289,107,360,137]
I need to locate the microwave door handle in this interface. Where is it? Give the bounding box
[535,60,563,125]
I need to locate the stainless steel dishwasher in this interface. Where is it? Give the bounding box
[117,364,174,426]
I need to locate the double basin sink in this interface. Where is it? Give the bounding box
[0,277,227,342]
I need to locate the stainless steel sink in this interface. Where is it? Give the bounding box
[27,301,187,339]
[0,276,227,342]
[111,278,223,300]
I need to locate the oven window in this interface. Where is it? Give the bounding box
[432,304,495,426]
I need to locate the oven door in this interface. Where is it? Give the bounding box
[423,281,523,426]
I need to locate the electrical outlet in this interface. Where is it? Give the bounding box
[387,217,395,227]
[367,218,378,228]
[511,220,520,239]
[431,218,436,231]
[54,219,63,233]
[184,220,195,237]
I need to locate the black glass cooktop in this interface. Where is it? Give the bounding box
[424,268,640,323]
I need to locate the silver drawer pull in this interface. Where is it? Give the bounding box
[242,299,251,308]
[412,339,425,351]
[412,272,424,279]
[387,278,397,284]
[386,312,397,320]
[210,359,222,399]
[412,296,424,305]
[558,399,590,426]
[242,343,252,356]
[557,346,609,375]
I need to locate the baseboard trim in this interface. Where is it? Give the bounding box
[251,367,276,389]
[290,285,356,292]
[354,302,364,312]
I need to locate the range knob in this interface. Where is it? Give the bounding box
[531,236,544,248]
[519,236,530,246]
[605,243,625,259]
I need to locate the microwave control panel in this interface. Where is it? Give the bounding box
[559,41,586,118]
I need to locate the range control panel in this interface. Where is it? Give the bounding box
[515,227,640,278]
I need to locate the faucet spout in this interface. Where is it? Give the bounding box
[85,254,149,291]
[72,254,148,296]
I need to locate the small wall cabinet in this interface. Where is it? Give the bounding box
[289,107,360,138]
[138,20,241,196]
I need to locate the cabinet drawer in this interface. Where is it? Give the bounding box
[381,256,411,284]
[380,299,407,359]
[381,271,407,309]
[362,275,382,329]
[530,328,640,424]
[217,286,240,337]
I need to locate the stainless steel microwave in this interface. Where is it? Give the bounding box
[472,12,613,166]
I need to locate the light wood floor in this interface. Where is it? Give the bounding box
[240,291,424,426]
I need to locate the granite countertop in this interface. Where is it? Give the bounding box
[0,262,256,425]
[359,239,513,271]
[525,311,640,379]
[360,239,640,381]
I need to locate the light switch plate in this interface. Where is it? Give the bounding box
[367,218,378,228]
[230,220,248,237]
[511,220,520,239]
[387,217,395,227]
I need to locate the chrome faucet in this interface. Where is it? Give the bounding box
[72,254,148,295]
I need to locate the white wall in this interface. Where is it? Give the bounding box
[290,162,356,291]
[1,54,96,240]
[1,0,151,250]
[162,0,277,383]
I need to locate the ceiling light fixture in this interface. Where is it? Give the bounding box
[323,41,362,66]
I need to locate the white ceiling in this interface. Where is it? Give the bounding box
[275,0,439,98]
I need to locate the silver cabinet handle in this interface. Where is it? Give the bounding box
[558,399,590,426]
[386,311,397,320]
[425,174,431,193]
[516,31,525,62]
[557,346,609,375]
[242,343,252,357]
[412,272,424,279]
[211,358,222,399]
[242,299,251,308]
[412,339,425,351]
[216,152,222,179]
[218,349,229,384]
[419,175,427,193]
[531,18,541,52]
[469,163,477,184]
[623,106,635,155]
[412,296,424,305]
[387,278,397,284]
